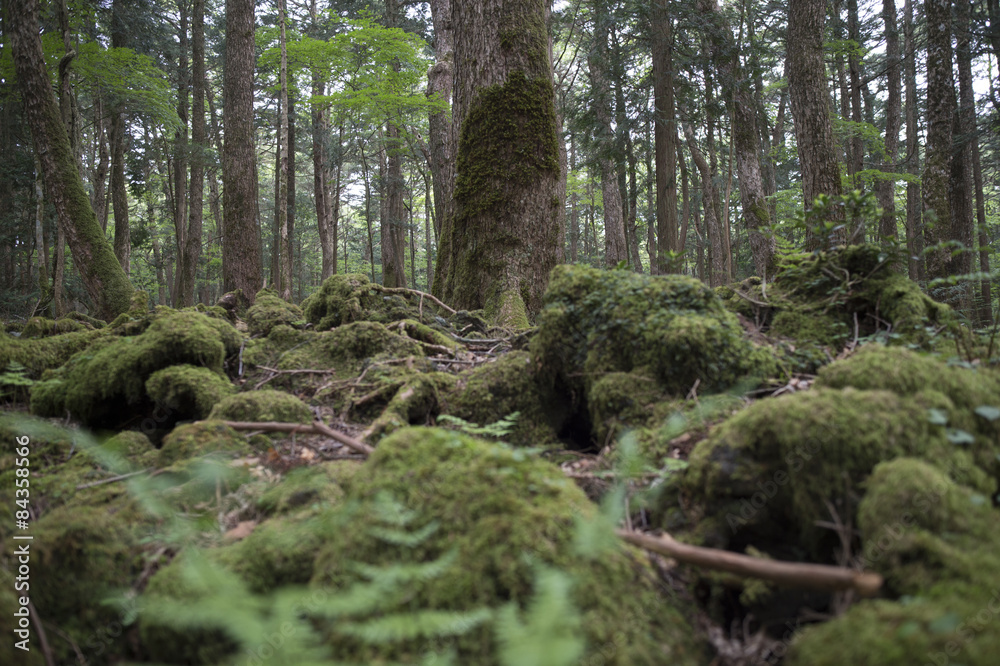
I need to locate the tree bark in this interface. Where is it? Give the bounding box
[876,0,902,245]
[441,0,562,324]
[172,1,190,303]
[684,123,726,287]
[903,0,922,280]
[6,0,133,320]
[951,0,976,296]
[651,0,678,273]
[427,0,455,297]
[222,0,263,303]
[177,0,206,306]
[921,0,958,286]
[110,0,131,275]
[787,0,844,249]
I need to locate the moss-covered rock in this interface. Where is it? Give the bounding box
[303,273,421,330]
[364,373,456,441]
[441,351,565,447]
[101,430,158,470]
[146,364,236,421]
[26,310,241,428]
[256,461,359,517]
[157,421,251,467]
[787,457,1000,665]
[0,327,104,378]
[246,288,303,337]
[207,390,312,425]
[21,316,90,337]
[310,426,704,665]
[531,264,774,447]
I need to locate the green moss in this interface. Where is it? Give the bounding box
[788,457,1000,666]
[27,311,241,428]
[146,364,236,421]
[483,285,531,329]
[158,421,251,467]
[101,430,158,470]
[0,327,104,378]
[303,273,418,330]
[364,373,456,441]
[441,351,563,447]
[394,318,463,351]
[587,371,675,445]
[0,569,45,666]
[246,288,303,336]
[770,308,848,347]
[21,316,89,337]
[256,461,359,516]
[207,389,312,424]
[311,426,703,665]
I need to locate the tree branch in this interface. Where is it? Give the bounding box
[220,420,373,456]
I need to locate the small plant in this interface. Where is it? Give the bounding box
[436,411,520,440]
[0,361,34,401]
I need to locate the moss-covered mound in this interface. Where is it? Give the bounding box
[146,364,236,422]
[303,273,421,330]
[440,350,566,447]
[718,245,952,351]
[27,310,241,428]
[246,288,303,337]
[787,458,1000,665]
[207,390,312,424]
[0,327,104,377]
[157,421,252,467]
[310,427,703,664]
[530,264,774,447]
[21,316,91,337]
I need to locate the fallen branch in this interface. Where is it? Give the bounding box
[220,420,373,456]
[617,529,882,597]
[76,468,151,490]
[381,287,457,315]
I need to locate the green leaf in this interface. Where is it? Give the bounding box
[974,406,1000,421]
[927,408,949,425]
[946,429,975,446]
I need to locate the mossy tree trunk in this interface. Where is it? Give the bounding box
[222,0,263,304]
[5,0,133,321]
[787,0,844,249]
[427,0,454,294]
[438,0,561,325]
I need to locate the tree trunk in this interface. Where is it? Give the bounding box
[177,0,206,306]
[684,123,725,287]
[6,0,133,320]
[441,0,562,324]
[787,0,844,249]
[222,0,263,303]
[921,0,958,285]
[952,0,976,296]
[277,0,293,299]
[427,0,455,297]
[699,0,774,279]
[173,1,189,303]
[651,0,677,274]
[110,0,131,275]
[91,93,110,231]
[903,0,922,280]
[847,0,865,194]
[876,0,902,245]
[308,0,335,282]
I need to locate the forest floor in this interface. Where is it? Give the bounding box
[2,244,1000,665]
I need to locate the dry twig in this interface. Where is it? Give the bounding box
[220,420,373,456]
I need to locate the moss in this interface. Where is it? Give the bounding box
[246,288,303,337]
[27,310,241,428]
[587,371,676,446]
[158,421,251,467]
[364,373,456,441]
[303,273,419,330]
[101,430,158,470]
[256,461,359,516]
[787,457,1000,666]
[0,327,104,378]
[441,351,564,447]
[770,307,848,347]
[146,364,236,421]
[207,389,312,424]
[483,284,531,329]
[21,316,89,337]
[310,427,703,665]
[0,569,45,666]
[394,318,463,351]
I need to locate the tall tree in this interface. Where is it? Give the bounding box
[921,0,959,286]
[277,0,293,299]
[110,0,132,274]
[651,0,678,273]
[588,1,627,268]
[176,0,206,306]
[787,0,844,248]
[381,0,408,288]
[5,0,133,320]
[222,0,263,302]
[440,0,562,324]
[876,0,902,245]
[427,0,455,293]
[903,0,922,279]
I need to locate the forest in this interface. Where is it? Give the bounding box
[1,0,1000,664]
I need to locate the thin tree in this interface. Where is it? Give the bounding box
[176,0,206,306]
[876,0,902,245]
[277,0,293,299]
[651,0,678,274]
[427,0,454,293]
